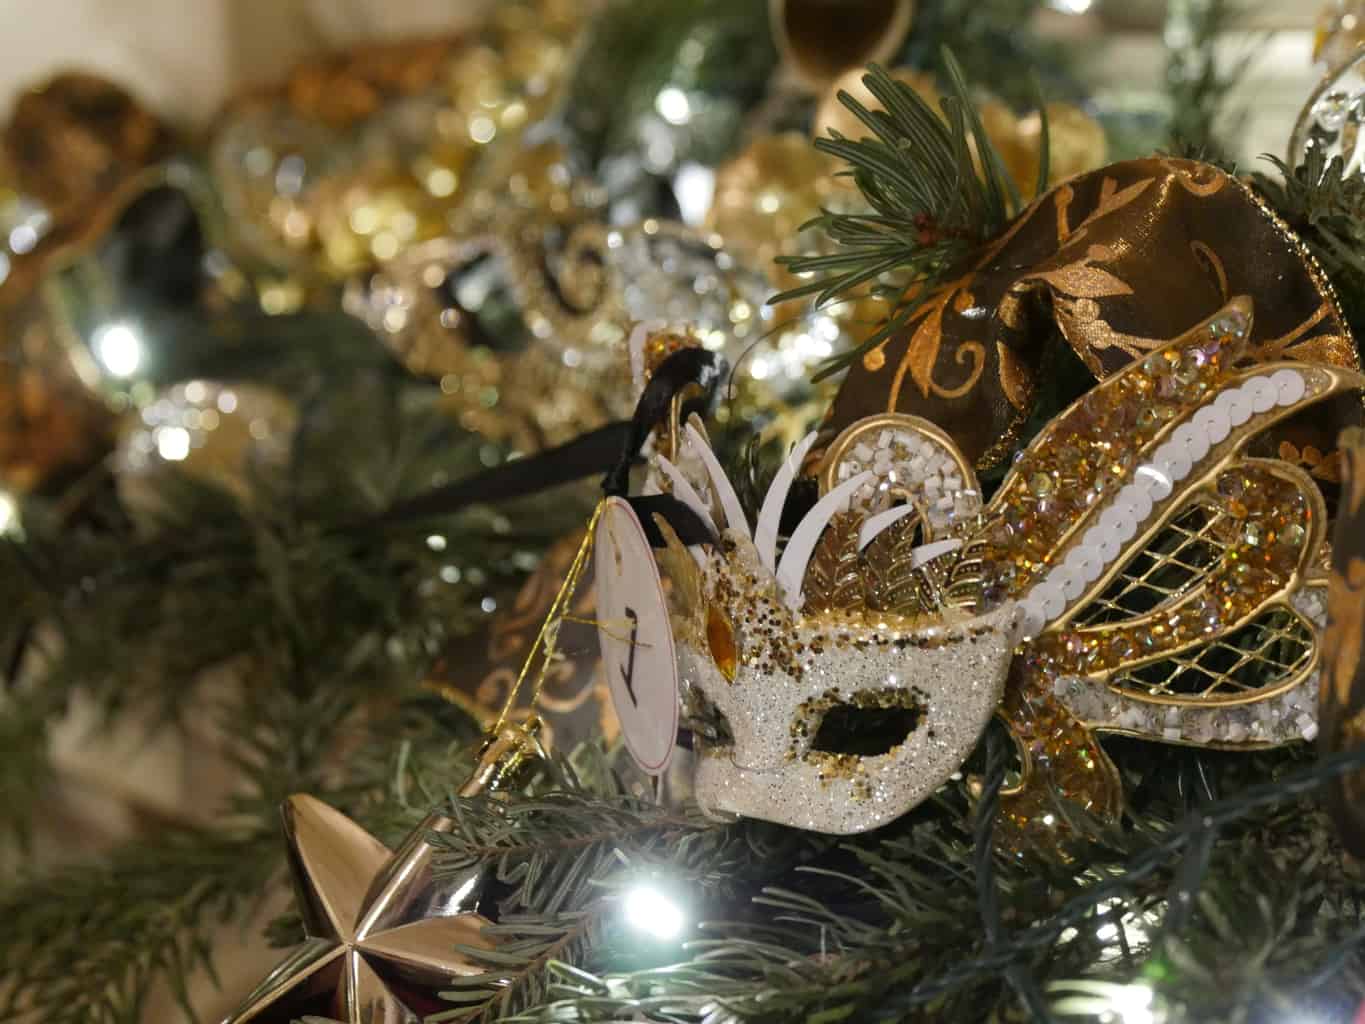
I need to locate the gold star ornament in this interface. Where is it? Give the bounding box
[225,721,544,1023]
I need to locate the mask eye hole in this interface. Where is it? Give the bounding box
[686,694,734,746]
[811,703,925,757]
[706,605,737,681]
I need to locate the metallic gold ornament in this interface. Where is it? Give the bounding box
[975,298,1354,853]
[114,380,296,513]
[643,297,1363,851]
[0,73,171,491]
[1320,426,1365,855]
[209,3,578,289]
[347,187,851,448]
[339,138,620,448]
[813,67,1106,198]
[700,134,875,441]
[0,298,112,493]
[2,72,172,259]
[770,0,915,93]
[1004,102,1109,192]
[703,132,871,316]
[224,720,544,1024]
[705,133,840,275]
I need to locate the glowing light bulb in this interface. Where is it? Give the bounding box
[1110,984,1156,1024]
[93,322,144,378]
[0,491,17,535]
[655,87,692,126]
[624,885,685,940]
[672,162,715,226]
[155,426,191,462]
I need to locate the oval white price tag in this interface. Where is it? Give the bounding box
[593,497,678,775]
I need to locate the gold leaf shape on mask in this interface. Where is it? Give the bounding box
[654,514,705,643]
[863,513,936,617]
[802,511,868,614]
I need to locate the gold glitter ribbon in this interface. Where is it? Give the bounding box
[491,499,604,734]
[822,157,1361,471]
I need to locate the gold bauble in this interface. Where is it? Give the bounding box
[311,161,459,278]
[0,72,170,494]
[3,72,172,237]
[1004,102,1109,191]
[814,68,1106,197]
[0,306,112,494]
[976,98,1035,191]
[114,381,296,516]
[0,71,172,308]
[770,0,915,93]
[209,3,579,292]
[705,133,839,271]
[813,66,940,143]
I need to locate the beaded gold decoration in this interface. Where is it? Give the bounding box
[648,296,1364,846]
[347,203,780,445]
[208,0,579,289]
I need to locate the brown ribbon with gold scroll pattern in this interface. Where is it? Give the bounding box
[820,157,1362,471]
[429,529,619,755]
[1322,427,1365,856]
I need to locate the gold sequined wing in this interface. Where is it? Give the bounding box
[1036,459,1328,747]
[975,296,1364,847]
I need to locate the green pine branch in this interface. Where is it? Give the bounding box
[427,745,1365,1024]
[0,684,486,1024]
[428,756,730,1022]
[1165,0,1255,162]
[0,371,587,839]
[1253,147,1365,349]
[773,54,1046,381]
[0,305,582,1018]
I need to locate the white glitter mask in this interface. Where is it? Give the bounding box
[653,414,1013,834]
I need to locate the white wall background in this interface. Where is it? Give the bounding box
[0,0,1328,166]
[0,0,492,125]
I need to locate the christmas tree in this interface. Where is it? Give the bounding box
[4,3,1365,1024]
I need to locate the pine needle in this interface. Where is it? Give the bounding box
[773,52,1049,380]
